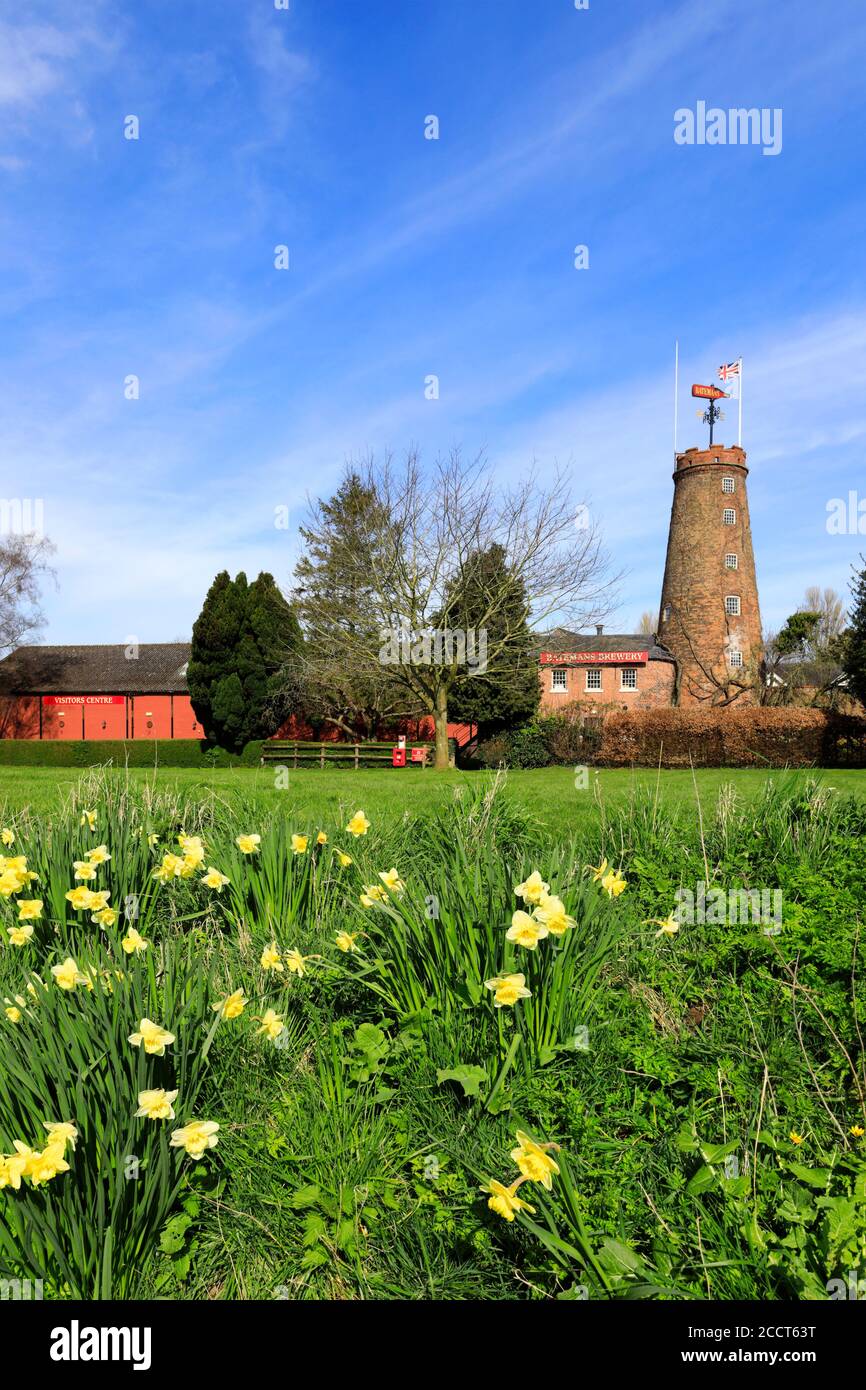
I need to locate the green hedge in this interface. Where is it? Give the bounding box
[0,740,265,768]
[472,716,598,769]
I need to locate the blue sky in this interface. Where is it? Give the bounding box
[2,0,865,644]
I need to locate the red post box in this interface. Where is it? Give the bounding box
[392,747,406,767]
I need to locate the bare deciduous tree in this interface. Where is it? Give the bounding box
[292,450,618,768]
[802,586,846,655]
[0,534,55,656]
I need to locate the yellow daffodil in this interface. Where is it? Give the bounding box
[790,1131,804,1146]
[80,809,97,831]
[0,870,19,897]
[93,906,118,928]
[153,853,183,882]
[601,869,627,898]
[1,828,14,847]
[346,810,370,838]
[201,867,230,891]
[506,910,549,950]
[482,1177,535,1222]
[532,894,575,936]
[170,1120,219,1159]
[17,898,42,921]
[4,1005,22,1023]
[213,989,246,1020]
[360,884,388,907]
[86,844,111,865]
[291,834,308,855]
[378,867,405,894]
[65,885,97,911]
[484,973,531,1008]
[9,1142,38,1177]
[0,1149,28,1188]
[147,832,159,847]
[135,1089,178,1121]
[121,926,149,956]
[0,864,31,896]
[260,942,284,972]
[236,833,261,854]
[316,831,328,845]
[510,1130,561,1189]
[514,870,550,905]
[3,856,30,876]
[88,890,111,912]
[256,1009,285,1042]
[25,1143,70,1187]
[128,1018,176,1056]
[335,850,353,867]
[178,835,205,868]
[586,858,609,883]
[650,913,680,938]
[335,931,359,952]
[43,1121,78,1151]
[51,957,89,991]
[285,949,314,977]
[7,923,34,946]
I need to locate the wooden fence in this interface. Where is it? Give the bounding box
[260,740,432,769]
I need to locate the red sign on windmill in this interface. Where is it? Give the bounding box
[691,383,729,400]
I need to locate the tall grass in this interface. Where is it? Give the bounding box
[0,765,863,1301]
[0,933,219,1298]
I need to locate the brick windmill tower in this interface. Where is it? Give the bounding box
[657,385,763,705]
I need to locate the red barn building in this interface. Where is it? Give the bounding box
[0,644,202,740]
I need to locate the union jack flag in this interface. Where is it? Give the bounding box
[718,360,740,381]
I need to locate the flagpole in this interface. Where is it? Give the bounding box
[674,339,679,458]
[738,355,743,446]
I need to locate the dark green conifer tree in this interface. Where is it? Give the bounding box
[188,570,302,751]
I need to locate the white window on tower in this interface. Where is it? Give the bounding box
[585,668,602,692]
[723,507,736,525]
[725,553,738,570]
[662,604,671,623]
[729,650,743,669]
[722,477,735,494]
[725,595,741,616]
[620,667,637,691]
[551,668,568,693]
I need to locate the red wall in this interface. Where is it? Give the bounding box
[84,700,127,740]
[0,691,465,744]
[42,700,87,739]
[129,695,171,739]
[0,693,203,741]
[0,695,40,739]
[172,695,203,739]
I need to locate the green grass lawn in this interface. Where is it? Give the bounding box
[2,768,865,1301]
[1,762,865,833]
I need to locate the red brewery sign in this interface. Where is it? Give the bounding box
[691,383,729,401]
[42,695,126,706]
[540,651,649,666]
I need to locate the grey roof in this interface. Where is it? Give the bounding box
[0,644,192,695]
[535,628,676,663]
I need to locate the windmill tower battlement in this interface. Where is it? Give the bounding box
[657,444,763,706]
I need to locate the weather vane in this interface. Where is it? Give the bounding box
[691,382,729,447]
